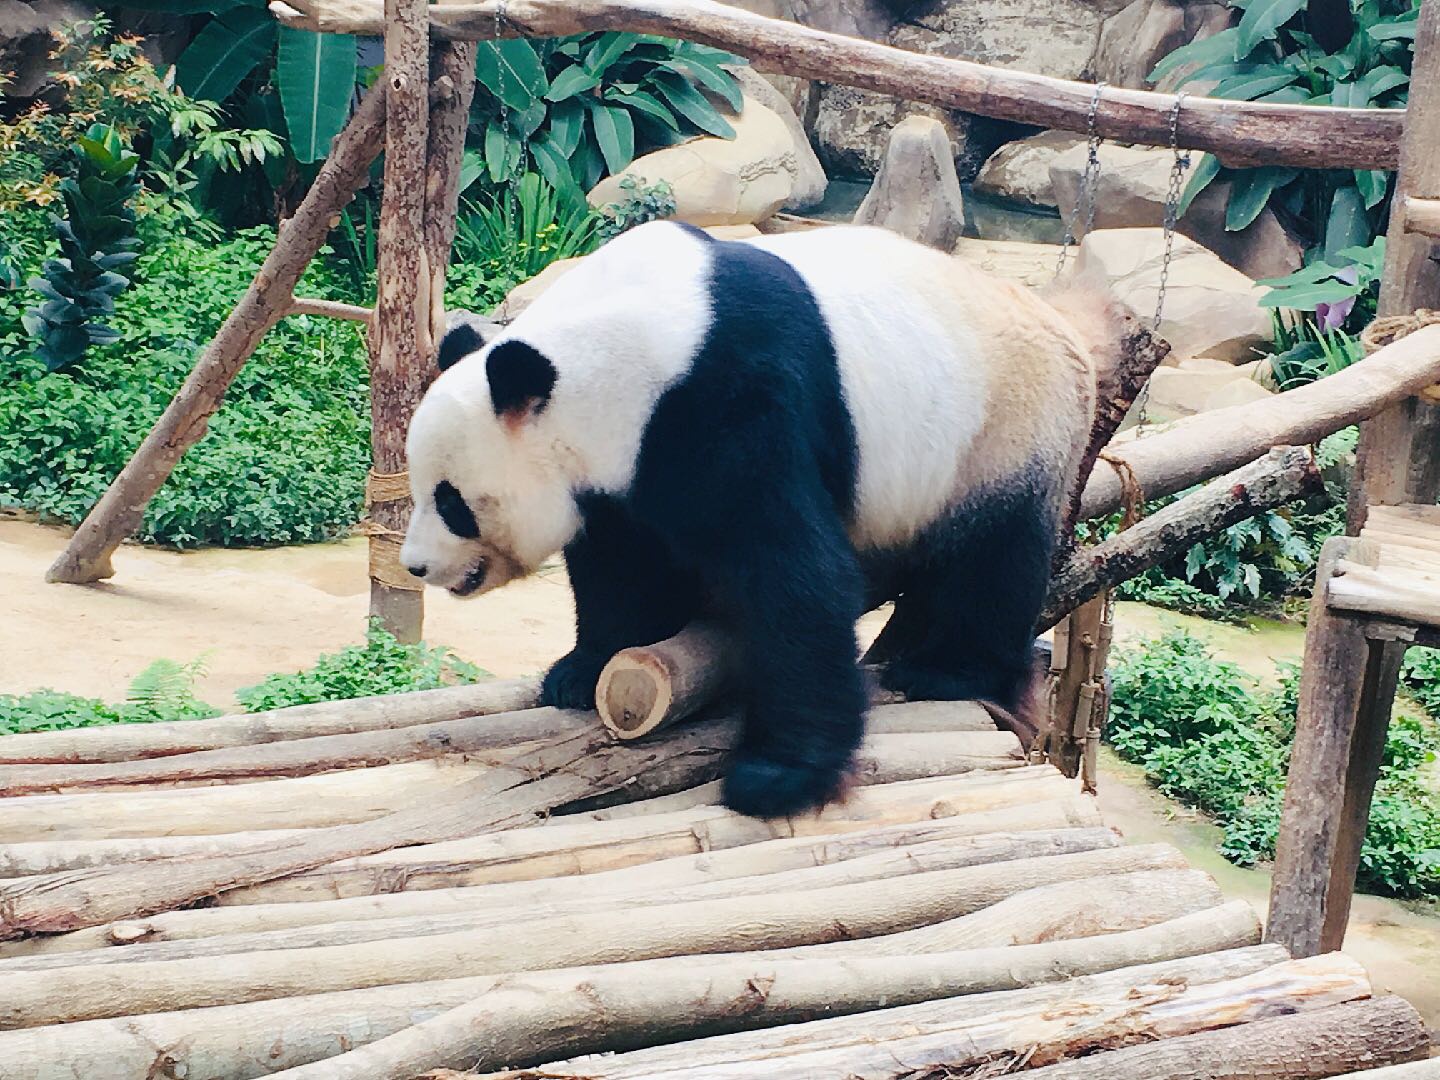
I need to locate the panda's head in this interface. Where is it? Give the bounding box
[400,313,582,598]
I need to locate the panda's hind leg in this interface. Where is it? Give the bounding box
[880,482,1055,714]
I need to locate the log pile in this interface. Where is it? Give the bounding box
[0,667,1430,1079]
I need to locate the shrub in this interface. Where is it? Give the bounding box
[1108,629,1440,897]
[0,657,219,735]
[0,228,371,546]
[235,621,487,711]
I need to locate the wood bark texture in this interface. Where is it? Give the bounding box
[1041,446,1323,628]
[597,623,739,738]
[1077,325,1440,521]
[1349,0,1440,530]
[270,0,1403,168]
[44,87,386,584]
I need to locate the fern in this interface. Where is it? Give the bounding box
[126,656,220,721]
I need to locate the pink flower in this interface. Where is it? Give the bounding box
[1315,266,1359,332]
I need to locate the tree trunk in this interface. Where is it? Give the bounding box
[0,851,1194,1027]
[0,717,737,939]
[271,0,1402,169]
[0,677,539,764]
[1077,325,1440,522]
[1348,0,1440,532]
[366,0,432,641]
[0,906,1263,1080]
[1041,446,1323,629]
[986,997,1432,1080]
[486,953,1366,1080]
[44,88,387,584]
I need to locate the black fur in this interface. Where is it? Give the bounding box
[433,480,478,540]
[436,323,484,372]
[486,340,556,418]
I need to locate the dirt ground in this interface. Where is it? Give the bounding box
[1,518,1437,1031]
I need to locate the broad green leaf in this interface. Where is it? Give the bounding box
[475,39,547,110]
[1253,85,1311,103]
[1325,183,1371,260]
[1258,280,1364,309]
[1225,166,1298,230]
[514,101,548,140]
[605,88,681,130]
[652,72,734,138]
[1363,66,1409,100]
[457,150,485,196]
[662,57,743,111]
[530,132,582,201]
[588,102,635,174]
[1177,152,1221,218]
[276,28,356,163]
[1149,27,1240,83]
[484,118,511,183]
[1211,72,1301,100]
[175,8,275,103]
[1354,168,1389,209]
[570,136,605,190]
[583,32,639,76]
[1313,53,1357,79]
[1255,260,1347,288]
[1235,0,1306,55]
[546,64,602,102]
[548,99,586,156]
[1370,16,1419,41]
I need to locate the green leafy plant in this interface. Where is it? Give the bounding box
[0,659,220,735]
[1259,237,1383,387]
[596,175,677,240]
[454,171,603,283]
[125,657,222,721]
[1155,0,1414,259]
[1110,630,1440,897]
[236,621,487,711]
[470,33,744,199]
[23,124,142,372]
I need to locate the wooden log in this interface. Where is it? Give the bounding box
[1268,537,1405,957]
[1041,446,1323,629]
[1076,325,1440,522]
[1008,997,1432,1079]
[270,0,1402,170]
[597,623,738,738]
[269,924,1275,1080]
[0,705,584,795]
[7,814,1110,956]
[287,297,373,322]
[1349,0,1440,530]
[0,849,1194,1027]
[0,906,1265,1079]
[0,758,516,842]
[1400,196,1440,241]
[1056,307,1172,563]
[364,0,432,640]
[43,88,386,585]
[0,829,1123,968]
[488,953,1367,1080]
[0,716,736,939]
[216,768,1078,904]
[0,678,539,764]
[421,40,477,348]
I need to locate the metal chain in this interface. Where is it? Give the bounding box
[1136,91,1191,431]
[1055,81,1107,281]
[494,2,510,159]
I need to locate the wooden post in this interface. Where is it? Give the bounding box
[1266,537,1407,956]
[366,0,434,642]
[44,89,387,584]
[1348,0,1440,533]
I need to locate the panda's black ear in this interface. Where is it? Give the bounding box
[436,312,501,372]
[486,340,556,423]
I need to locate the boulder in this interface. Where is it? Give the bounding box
[954,237,1063,288]
[1092,0,1231,90]
[586,96,796,226]
[729,65,827,210]
[973,131,1086,209]
[792,0,913,39]
[1049,141,1303,279]
[1071,228,1272,363]
[1145,363,1273,420]
[853,115,966,249]
[0,0,90,97]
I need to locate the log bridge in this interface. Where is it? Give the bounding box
[0,643,1433,1079]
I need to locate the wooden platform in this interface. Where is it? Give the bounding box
[0,686,1432,1079]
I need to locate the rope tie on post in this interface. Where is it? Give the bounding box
[1360,309,1440,354]
[359,468,423,591]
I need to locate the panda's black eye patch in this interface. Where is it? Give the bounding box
[433,481,479,539]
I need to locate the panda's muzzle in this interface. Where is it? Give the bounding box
[450,559,489,597]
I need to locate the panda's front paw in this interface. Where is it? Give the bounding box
[722,751,853,820]
[881,660,985,703]
[539,649,608,710]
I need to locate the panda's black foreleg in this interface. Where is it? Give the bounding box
[541,494,701,711]
[881,484,1055,712]
[701,509,869,819]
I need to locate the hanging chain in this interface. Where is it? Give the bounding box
[494,2,510,156]
[1055,81,1107,281]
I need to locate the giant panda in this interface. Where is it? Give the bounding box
[400,220,1125,819]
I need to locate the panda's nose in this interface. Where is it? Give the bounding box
[407,563,428,579]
